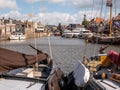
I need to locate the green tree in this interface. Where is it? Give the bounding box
[82,15,89,28]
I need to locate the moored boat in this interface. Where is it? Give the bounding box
[88,0,120,45]
[9,32,26,40]
[53,30,61,36]
[85,48,120,90]
[89,35,120,44]
[62,30,74,38]
[0,46,65,90]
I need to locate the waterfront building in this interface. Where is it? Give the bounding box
[0,18,15,35]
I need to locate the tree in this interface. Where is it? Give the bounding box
[57,23,62,35]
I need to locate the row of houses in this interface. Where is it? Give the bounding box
[1,13,119,36]
[0,17,45,36]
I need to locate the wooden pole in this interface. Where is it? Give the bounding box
[109,0,112,37]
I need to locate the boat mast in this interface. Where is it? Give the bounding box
[109,0,112,37]
[91,0,94,19]
[100,0,103,18]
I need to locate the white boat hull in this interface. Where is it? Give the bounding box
[10,36,26,40]
[9,33,26,40]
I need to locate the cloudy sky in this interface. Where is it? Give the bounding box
[0,0,119,25]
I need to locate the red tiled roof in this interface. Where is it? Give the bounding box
[95,17,103,24]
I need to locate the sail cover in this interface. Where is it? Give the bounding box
[108,50,120,66]
[0,47,47,72]
[73,60,90,87]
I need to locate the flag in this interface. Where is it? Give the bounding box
[28,13,33,17]
[106,0,112,7]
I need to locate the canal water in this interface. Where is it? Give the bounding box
[0,36,120,74]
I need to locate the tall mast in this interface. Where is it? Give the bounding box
[91,0,94,19]
[100,0,103,18]
[109,0,112,37]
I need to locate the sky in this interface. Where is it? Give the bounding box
[0,0,120,25]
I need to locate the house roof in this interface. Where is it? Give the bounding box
[95,17,104,24]
[89,17,109,26]
[113,13,120,20]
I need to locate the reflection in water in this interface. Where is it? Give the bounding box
[0,36,120,73]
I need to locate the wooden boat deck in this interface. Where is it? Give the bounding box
[97,79,120,90]
[0,78,44,90]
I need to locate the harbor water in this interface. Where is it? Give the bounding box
[0,36,120,74]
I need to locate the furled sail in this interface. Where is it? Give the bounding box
[0,47,47,72]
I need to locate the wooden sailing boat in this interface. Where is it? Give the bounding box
[85,46,120,90]
[81,1,120,89]
[0,45,67,90]
[90,0,120,45]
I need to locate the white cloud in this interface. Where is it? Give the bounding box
[0,0,119,25]
[49,0,120,9]
[33,12,79,25]
[0,10,78,25]
[42,12,76,25]
[50,0,66,3]
[0,0,18,10]
[33,10,112,25]
[25,0,41,3]
[49,0,94,8]
[0,11,27,21]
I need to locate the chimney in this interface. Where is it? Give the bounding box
[2,17,5,24]
[9,18,13,24]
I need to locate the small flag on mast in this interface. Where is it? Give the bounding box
[106,0,112,7]
[28,13,33,17]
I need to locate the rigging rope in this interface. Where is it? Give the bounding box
[47,32,53,59]
[93,0,104,57]
[91,0,94,19]
[114,0,117,16]
[104,3,107,19]
[100,0,103,18]
[31,5,38,71]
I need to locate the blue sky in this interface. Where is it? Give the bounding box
[0,0,120,25]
